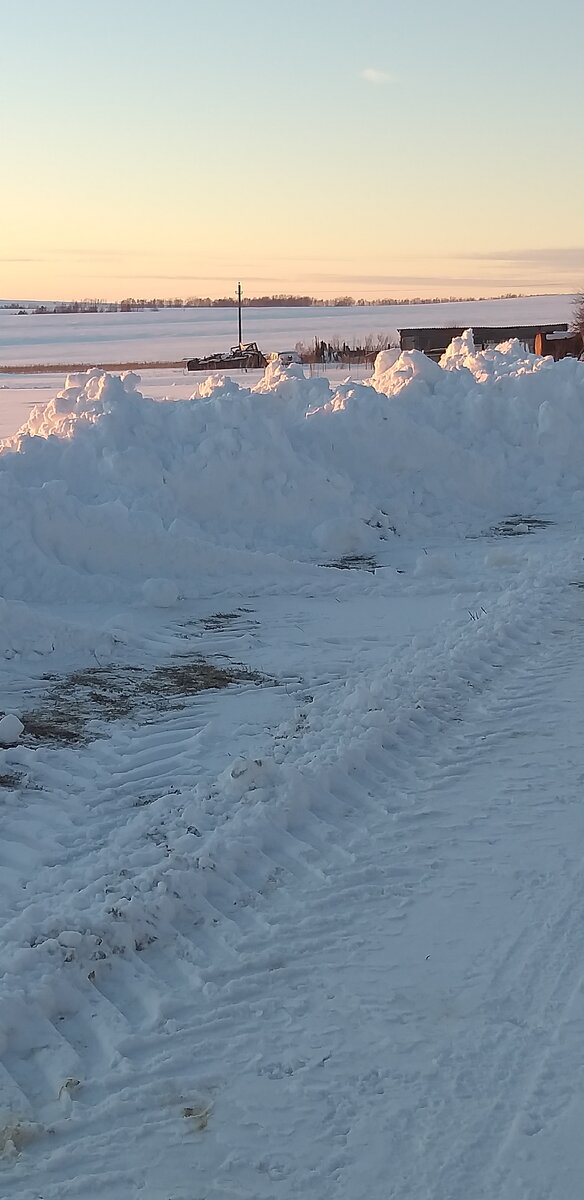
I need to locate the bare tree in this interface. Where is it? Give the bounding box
[572,292,584,338]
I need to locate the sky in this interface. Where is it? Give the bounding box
[1,0,584,302]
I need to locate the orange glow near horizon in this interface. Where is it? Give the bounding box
[2,1,584,305]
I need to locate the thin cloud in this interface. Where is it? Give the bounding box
[313,272,547,289]
[360,67,391,85]
[460,248,584,269]
[92,274,286,284]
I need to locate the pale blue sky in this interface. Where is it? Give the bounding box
[2,0,583,299]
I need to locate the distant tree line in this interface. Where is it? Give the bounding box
[2,291,529,315]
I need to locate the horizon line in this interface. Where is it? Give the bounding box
[2,290,577,310]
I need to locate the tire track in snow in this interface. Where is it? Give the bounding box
[2,580,582,1197]
[392,609,584,1200]
[0,609,300,1170]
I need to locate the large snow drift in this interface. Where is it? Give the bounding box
[1,333,583,605]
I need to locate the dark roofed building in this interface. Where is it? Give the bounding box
[398,324,569,360]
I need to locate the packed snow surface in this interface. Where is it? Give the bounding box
[2,334,584,1198]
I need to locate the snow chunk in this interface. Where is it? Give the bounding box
[0,714,24,745]
[142,578,179,607]
[57,930,83,949]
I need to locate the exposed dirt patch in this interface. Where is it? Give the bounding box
[322,554,378,573]
[182,1101,213,1131]
[0,771,23,789]
[140,659,262,706]
[200,608,258,632]
[178,607,259,636]
[489,515,554,537]
[21,657,267,746]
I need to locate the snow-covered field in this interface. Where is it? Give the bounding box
[0,294,576,367]
[0,294,575,439]
[3,333,584,1198]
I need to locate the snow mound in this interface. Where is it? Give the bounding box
[0,339,583,602]
[439,327,543,380]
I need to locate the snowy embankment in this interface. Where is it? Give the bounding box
[2,335,584,1197]
[1,332,584,610]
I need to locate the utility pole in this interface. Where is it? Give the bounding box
[237,282,243,348]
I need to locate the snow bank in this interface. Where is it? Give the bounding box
[0,594,119,661]
[1,338,583,603]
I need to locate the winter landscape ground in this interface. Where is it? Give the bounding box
[2,297,584,1198]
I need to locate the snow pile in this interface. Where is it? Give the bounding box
[438,328,541,379]
[364,338,584,522]
[0,339,583,602]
